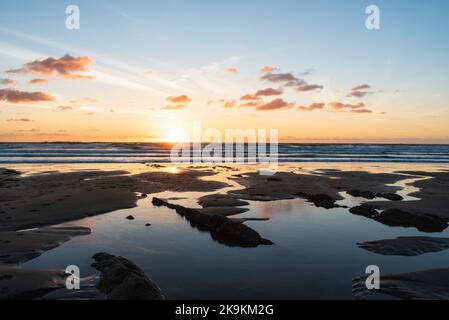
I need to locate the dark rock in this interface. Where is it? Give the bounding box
[125,215,135,220]
[374,209,447,232]
[349,204,378,218]
[377,193,403,201]
[347,190,403,201]
[2,169,20,175]
[267,177,281,182]
[92,252,164,300]
[353,267,449,300]
[296,192,344,209]
[347,190,376,199]
[152,197,273,247]
[145,223,151,227]
[357,236,449,256]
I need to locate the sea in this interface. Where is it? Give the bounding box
[1,142,449,163]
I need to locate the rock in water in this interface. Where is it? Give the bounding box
[347,190,376,199]
[357,236,449,256]
[349,204,378,217]
[377,193,403,201]
[353,267,449,300]
[295,192,344,209]
[125,215,135,220]
[152,197,273,247]
[374,209,447,232]
[91,253,164,300]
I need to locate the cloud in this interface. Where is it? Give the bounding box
[260,71,323,92]
[223,100,236,108]
[298,102,325,111]
[255,98,294,111]
[29,78,48,84]
[255,87,283,96]
[352,84,370,91]
[166,95,191,104]
[0,88,54,103]
[162,105,186,110]
[350,108,373,114]
[240,94,261,101]
[328,101,365,110]
[347,84,372,98]
[240,101,261,107]
[260,66,276,73]
[223,68,238,74]
[56,106,74,111]
[6,54,93,80]
[0,78,18,85]
[260,72,299,83]
[296,84,323,92]
[328,101,372,113]
[6,118,33,122]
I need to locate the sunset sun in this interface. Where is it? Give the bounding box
[163,128,190,143]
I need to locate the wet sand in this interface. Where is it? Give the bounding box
[1,163,449,299]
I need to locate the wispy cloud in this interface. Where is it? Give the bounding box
[29,78,48,84]
[6,54,93,80]
[6,118,33,122]
[0,88,53,103]
[56,106,74,111]
[0,78,18,85]
[347,84,372,98]
[298,102,325,111]
[223,67,238,74]
[255,87,283,96]
[162,105,186,110]
[256,98,294,111]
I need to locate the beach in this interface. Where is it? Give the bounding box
[1,161,449,299]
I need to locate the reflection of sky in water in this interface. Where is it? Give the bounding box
[23,183,449,299]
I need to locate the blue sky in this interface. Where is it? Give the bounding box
[0,0,448,142]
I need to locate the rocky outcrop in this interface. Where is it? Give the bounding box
[295,192,345,209]
[349,204,378,217]
[374,209,447,232]
[152,197,273,247]
[91,253,164,300]
[348,190,403,201]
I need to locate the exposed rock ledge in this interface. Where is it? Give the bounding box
[91,252,164,300]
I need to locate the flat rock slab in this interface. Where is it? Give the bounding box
[353,267,449,300]
[357,236,449,256]
[198,194,249,208]
[373,209,447,232]
[198,206,249,216]
[0,226,91,265]
[0,266,66,300]
[91,252,164,300]
[349,205,448,233]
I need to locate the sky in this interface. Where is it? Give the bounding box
[0,0,448,143]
